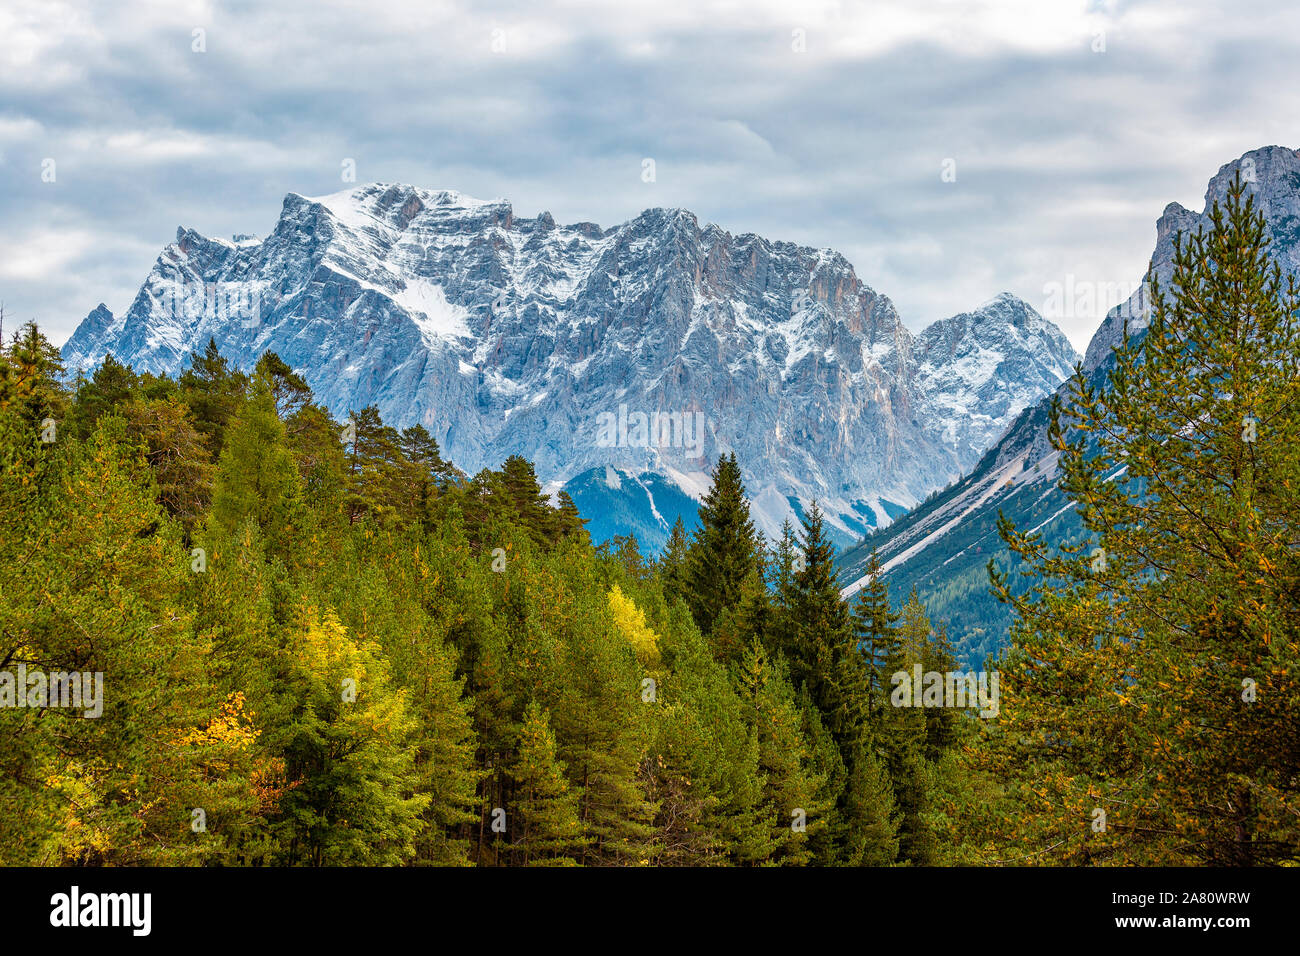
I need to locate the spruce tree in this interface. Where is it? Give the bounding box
[877,589,938,865]
[852,549,902,721]
[785,503,894,864]
[659,515,690,606]
[735,639,832,865]
[684,453,762,640]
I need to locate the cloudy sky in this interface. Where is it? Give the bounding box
[1,0,1297,351]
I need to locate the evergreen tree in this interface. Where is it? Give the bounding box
[179,338,247,457]
[510,701,586,865]
[986,173,1300,865]
[397,424,453,523]
[209,384,304,554]
[499,454,552,548]
[552,490,588,545]
[735,639,831,865]
[409,630,483,866]
[784,503,895,864]
[659,515,690,606]
[69,353,137,438]
[876,588,939,865]
[0,417,260,864]
[3,321,65,432]
[343,405,404,525]
[684,453,762,642]
[285,403,349,522]
[254,351,311,420]
[270,604,429,866]
[852,550,902,722]
[789,503,857,731]
[124,395,214,530]
[837,739,901,866]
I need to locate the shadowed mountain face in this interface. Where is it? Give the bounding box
[63,183,1077,550]
[837,145,1300,665]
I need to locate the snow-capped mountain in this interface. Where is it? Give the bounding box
[837,145,1300,664]
[62,183,1078,549]
[914,293,1076,463]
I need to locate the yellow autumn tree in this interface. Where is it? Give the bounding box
[608,585,660,667]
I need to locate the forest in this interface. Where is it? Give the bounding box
[1,177,1296,866]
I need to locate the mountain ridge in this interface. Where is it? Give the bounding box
[837,144,1300,664]
[62,182,1079,550]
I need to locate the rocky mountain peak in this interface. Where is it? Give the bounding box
[61,183,1078,550]
[1084,145,1300,373]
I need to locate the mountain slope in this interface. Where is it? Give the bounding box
[837,145,1300,665]
[63,183,1077,551]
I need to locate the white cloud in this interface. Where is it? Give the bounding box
[1,0,1297,353]
[0,226,97,281]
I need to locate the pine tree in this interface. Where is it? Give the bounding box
[837,738,901,866]
[684,453,762,641]
[179,338,247,457]
[395,424,456,525]
[499,454,552,548]
[253,351,311,420]
[644,611,766,866]
[3,321,65,432]
[343,405,404,525]
[123,395,214,530]
[552,490,589,545]
[986,173,1300,865]
[510,702,586,865]
[69,353,137,438]
[852,549,902,725]
[285,403,349,523]
[209,383,304,554]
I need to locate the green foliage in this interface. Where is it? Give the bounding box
[684,453,764,644]
[981,174,1300,865]
[510,701,586,865]
[20,295,1281,868]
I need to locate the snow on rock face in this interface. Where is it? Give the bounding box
[62,182,1078,546]
[915,292,1078,462]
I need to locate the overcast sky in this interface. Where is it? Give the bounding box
[1,0,1297,351]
